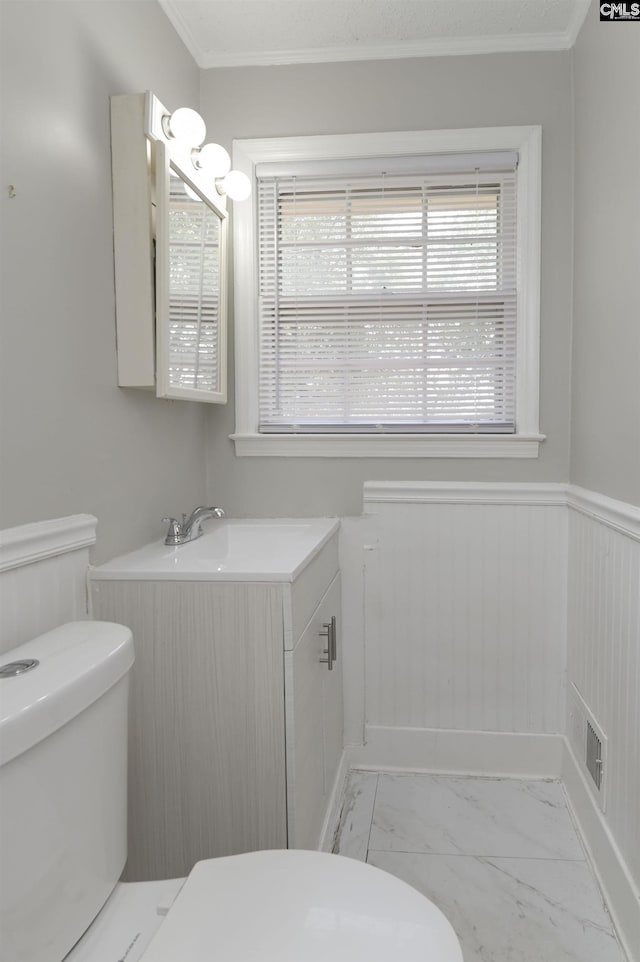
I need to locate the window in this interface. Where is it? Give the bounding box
[232,127,543,457]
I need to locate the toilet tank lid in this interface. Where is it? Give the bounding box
[0,621,133,767]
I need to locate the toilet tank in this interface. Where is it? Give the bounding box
[0,621,134,962]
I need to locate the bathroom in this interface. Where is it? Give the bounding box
[0,0,638,959]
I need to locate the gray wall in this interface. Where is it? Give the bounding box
[201,51,574,518]
[6,5,629,557]
[570,7,640,507]
[0,1,207,562]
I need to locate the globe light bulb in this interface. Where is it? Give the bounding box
[165,107,206,147]
[194,142,231,178]
[221,170,252,201]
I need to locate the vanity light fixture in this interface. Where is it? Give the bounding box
[158,102,249,200]
[161,106,206,146]
[193,142,231,178]
[216,170,252,201]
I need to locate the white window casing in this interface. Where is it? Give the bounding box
[231,126,543,458]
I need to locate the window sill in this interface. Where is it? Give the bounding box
[230,433,545,458]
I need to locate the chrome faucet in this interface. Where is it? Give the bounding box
[162,506,225,546]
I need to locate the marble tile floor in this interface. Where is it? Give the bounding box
[332,771,627,962]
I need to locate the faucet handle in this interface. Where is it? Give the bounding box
[162,517,182,546]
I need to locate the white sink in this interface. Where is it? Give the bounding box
[90,519,339,582]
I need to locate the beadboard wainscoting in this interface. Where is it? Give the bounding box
[340,481,639,961]
[342,483,569,772]
[565,496,640,960]
[0,515,96,654]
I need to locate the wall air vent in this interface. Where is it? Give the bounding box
[569,683,608,813]
[586,720,603,790]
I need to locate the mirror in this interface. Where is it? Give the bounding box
[109,92,230,403]
[155,144,228,403]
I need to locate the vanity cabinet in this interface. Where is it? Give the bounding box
[90,525,343,882]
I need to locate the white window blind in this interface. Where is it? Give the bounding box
[257,154,518,433]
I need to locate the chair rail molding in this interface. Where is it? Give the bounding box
[363,480,567,507]
[362,481,640,539]
[0,515,98,572]
[567,485,640,541]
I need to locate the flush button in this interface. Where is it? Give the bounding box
[0,659,40,678]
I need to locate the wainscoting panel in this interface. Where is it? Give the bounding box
[0,515,96,654]
[363,490,567,735]
[567,505,640,893]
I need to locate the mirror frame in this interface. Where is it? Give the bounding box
[146,93,229,404]
[109,92,230,403]
[154,141,228,403]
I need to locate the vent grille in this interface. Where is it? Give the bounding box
[586,720,603,790]
[569,683,607,813]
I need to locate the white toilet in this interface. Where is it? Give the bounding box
[0,621,463,962]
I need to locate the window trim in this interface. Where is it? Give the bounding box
[231,126,543,458]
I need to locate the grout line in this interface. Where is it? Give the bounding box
[366,849,589,861]
[349,767,561,784]
[560,778,593,864]
[359,770,628,961]
[364,773,380,863]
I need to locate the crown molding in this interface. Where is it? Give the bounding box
[565,0,592,47]
[158,0,206,66]
[159,0,589,70]
[190,34,575,70]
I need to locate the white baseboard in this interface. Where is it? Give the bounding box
[319,750,350,853]
[562,739,640,962]
[347,726,564,778]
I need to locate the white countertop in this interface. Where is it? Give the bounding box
[90,518,340,583]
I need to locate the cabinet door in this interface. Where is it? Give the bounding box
[92,580,287,881]
[285,608,326,849]
[285,573,343,850]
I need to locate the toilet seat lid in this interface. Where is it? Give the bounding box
[140,850,463,962]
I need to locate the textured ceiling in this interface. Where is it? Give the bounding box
[159,0,592,68]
